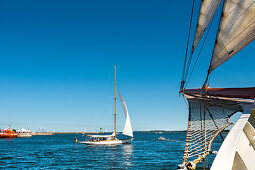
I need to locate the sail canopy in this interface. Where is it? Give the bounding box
[209,0,255,72]
[192,0,222,52]
[117,89,133,137]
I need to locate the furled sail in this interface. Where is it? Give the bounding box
[117,89,133,137]
[192,0,222,52]
[209,0,255,72]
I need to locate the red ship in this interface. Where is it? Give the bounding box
[0,127,17,138]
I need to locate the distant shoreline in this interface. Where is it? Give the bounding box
[50,130,230,134]
[50,131,187,134]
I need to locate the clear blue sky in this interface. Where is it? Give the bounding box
[0,0,254,132]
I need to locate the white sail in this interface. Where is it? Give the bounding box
[117,89,133,137]
[209,0,255,72]
[192,0,222,52]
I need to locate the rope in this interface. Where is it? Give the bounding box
[183,95,242,169]
[181,0,195,90]
[184,15,215,89]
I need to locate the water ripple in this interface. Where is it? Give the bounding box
[0,132,223,169]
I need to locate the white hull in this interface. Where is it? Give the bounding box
[17,133,32,138]
[79,139,132,145]
[211,109,255,170]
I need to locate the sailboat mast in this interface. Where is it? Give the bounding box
[114,65,117,139]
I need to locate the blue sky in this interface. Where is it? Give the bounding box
[0,0,254,132]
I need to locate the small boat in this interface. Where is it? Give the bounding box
[79,65,133,145]
[158,136,166,140]
[79,134,132,145]
[0,127,17,138]
[16,128,32,138]
[82,129,86,136]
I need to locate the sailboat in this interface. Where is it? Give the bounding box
[79,65,133,145]
[178,0,255,169]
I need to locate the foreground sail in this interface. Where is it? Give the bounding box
[209,0,255,72]
[192,0,222,52]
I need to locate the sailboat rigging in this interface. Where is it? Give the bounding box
[79,65,133,145]
[179,0,255,169]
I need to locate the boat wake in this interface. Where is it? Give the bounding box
[158,137,182,143]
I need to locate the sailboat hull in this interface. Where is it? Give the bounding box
[79,139,132,145]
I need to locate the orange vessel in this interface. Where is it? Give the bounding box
[0,128,17,138]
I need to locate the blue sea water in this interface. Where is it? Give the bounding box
[0,132,225,169]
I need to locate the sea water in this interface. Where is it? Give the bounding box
[0,132,225,169]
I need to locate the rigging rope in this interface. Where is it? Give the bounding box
[184,15,215,89]
[182,94,243,169]
[181,0,195,90]
[181,0,222,89]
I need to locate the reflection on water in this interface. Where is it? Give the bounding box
[122,144,133,167]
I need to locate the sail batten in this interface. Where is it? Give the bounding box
[117,89,133,138]
[209,0,255,72]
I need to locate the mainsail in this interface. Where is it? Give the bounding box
[192,0,222,52]
[117,89,133,137]
[209,0,255,72]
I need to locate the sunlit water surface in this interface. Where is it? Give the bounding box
[0,132,225,169]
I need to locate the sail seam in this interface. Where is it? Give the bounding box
[218,0,255,40]
[211,19,255,69]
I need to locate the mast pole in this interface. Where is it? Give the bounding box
[114,65,117,140]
